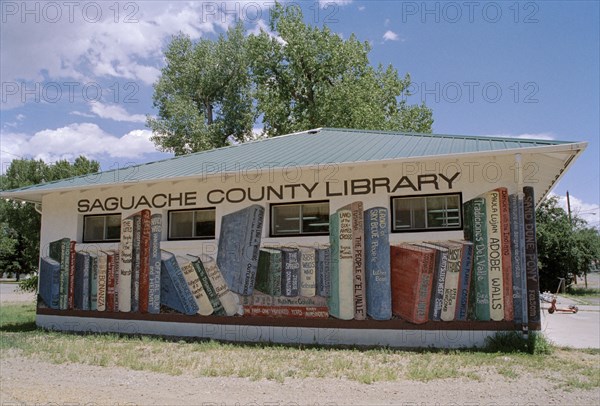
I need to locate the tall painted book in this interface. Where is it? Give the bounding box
[508,193,525,324]
[316,247,331,297]
[89,253,98,311]
[417,242,447,321]
[138,209,151,313]
[255,248,283,296]
[363,207,391,320]
[194,254,240,316]
[485,190,505,321]
[160,250,199,315]
[496,187,514,321]
[299,247,316,297]
[280,248,300,297]
[523,186,541,323]
[464,197,490,321]
[452,240,474,321]
[68,240,76,310]
[390,244,435,324]
[217,205,265,295]
[131,213,141,312]
[48,237,70,310]
[437,241,462,321]
[97,251,107,311]
[341,201,366,320]
[39,257,60,309]
[185,254,226,316]
[328,209,354,320]
[102,250,118,312]
[148,213,162,314]
[75,251,90,310]
[118,217,134,312]
[176,256,213,315]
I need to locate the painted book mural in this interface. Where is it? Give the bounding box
[37,191,540,325]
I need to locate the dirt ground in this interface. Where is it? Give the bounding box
[1,285,599,405]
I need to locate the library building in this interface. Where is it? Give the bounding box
[2,128,587,348]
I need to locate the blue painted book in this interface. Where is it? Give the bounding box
[468,197,490,321]
[160,250,199,315]
[148,214,162,314]
[217,205,265,295]
[75,252,90,310]
[509,194,525,325]
[131,213,141,313]
[523,186,541,323]
[89,253,99,311]
[39,256,60,309]
[316,247,331,297]
[48,237,71,310]
[280,248,300,297]
[452,240,473,321]
[363,207,391,320]
[417,242,448,321]
[255,248,283,296]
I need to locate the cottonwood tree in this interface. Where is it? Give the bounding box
[149,2,433,153]
[0,157,100,282]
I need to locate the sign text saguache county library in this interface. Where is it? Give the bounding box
[77,172,460,213]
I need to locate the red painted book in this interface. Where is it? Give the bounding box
[242,305,329,319]
[496,187,514,321]
[68,240,76,310]
[103,250,117,312]
[391,244,436,324]
[138,209,151,313]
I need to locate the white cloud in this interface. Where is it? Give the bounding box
[485,133,556,141]
[2,123,158,163]
[550,193,600,228]
[358,6,366,11]
[70,111,96,118]
[16,114,25,121]
[383,30,400,42]
[319,0,353,8]
[90,103,146,123]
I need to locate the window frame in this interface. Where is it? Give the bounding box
[269,200,330,238]
[167,207,216,241]
[82,213,122,243]
[390,192,463,233]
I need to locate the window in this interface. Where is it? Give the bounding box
[168,208,216,240]
[83,214,121,242]
[271,201,329,237]
[391,193,462,232]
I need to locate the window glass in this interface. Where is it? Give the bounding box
[271,202,329,236]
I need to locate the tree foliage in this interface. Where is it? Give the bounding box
[149,2,433,154]
[0,157,100,280]
[536,195,600,292]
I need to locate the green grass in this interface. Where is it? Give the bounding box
[0,303,598,389]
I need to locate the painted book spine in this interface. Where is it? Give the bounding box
[190,256,226,316]
[160,251,198,315]
[281,248,300,297]
[328,209,354,320]
[139,209,151,313]
[523,186,541,323]
[75,252,90,311]
[118,218,134,312]
[68,240,76,310]
[440,244,461,321]
[299,247,317,297]
[105,252,115,312]
[148,214,162,314]
[131,214,141,313]
[472,197,490,321]
[200,254,240,316]
[177,257,213,315]
[113,252,120,311]
[497,187,514,321]
[431,248,448,321]
[316,247,331,297]
[455,241,474,321]
[39,257,60,309]
[89,253,98,311]
[97,252,107,311]
[346,202,366,320]
[364,207,392,321]
[48,238,70,310]
[243,305,329,319]
[327,213,341,318]
[509,194,524,324]
[240,292,328,307]
[256,249,282,296]
[486,190,505,321]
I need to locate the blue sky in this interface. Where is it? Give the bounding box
[1,0,598,226]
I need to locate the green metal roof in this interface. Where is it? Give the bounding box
[2,128,583,200]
